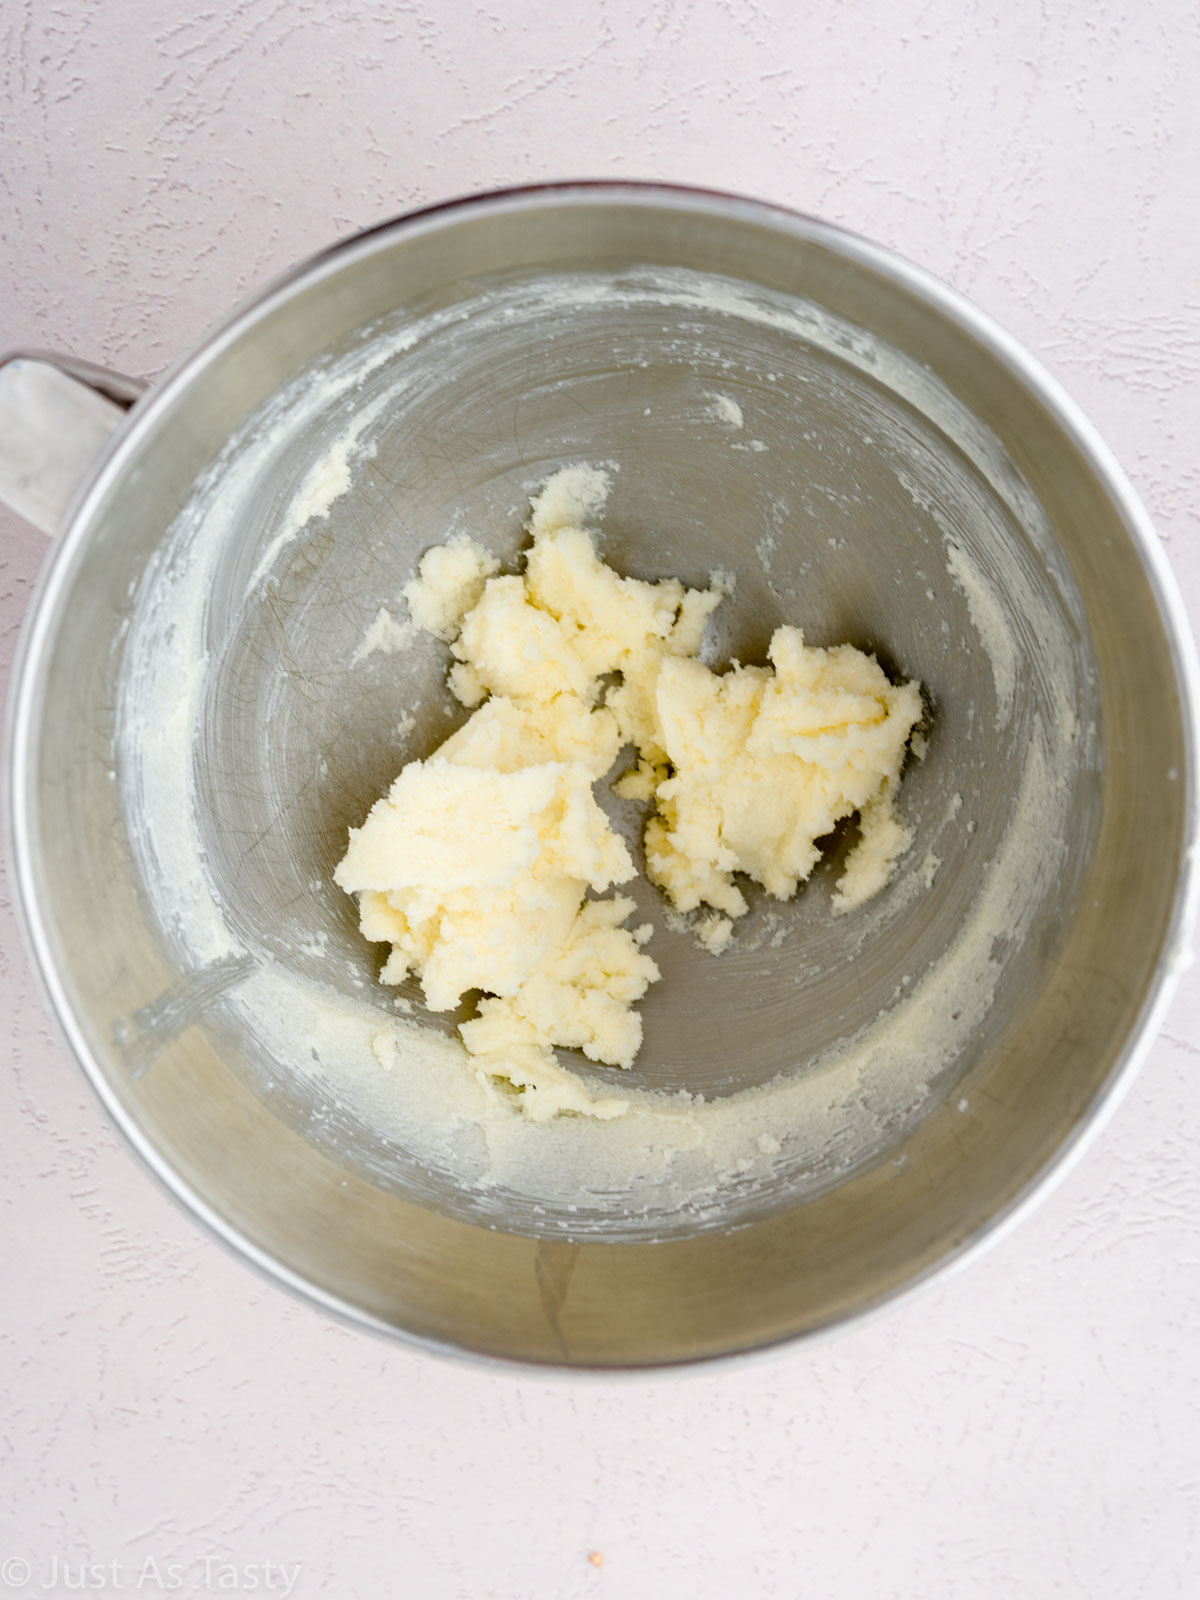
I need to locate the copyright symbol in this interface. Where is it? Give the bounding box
[1,1558,30,1588]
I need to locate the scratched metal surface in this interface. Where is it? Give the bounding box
[2,2,1198,1596]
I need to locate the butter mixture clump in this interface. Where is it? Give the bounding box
[336,468,922,1120]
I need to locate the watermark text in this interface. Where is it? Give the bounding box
[1,1556,300,1594]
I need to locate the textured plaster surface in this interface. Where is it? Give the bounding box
[2,3,1199,1596]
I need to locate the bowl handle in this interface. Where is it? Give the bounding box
[0,351,148,536]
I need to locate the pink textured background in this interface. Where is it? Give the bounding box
[2,4,1199,1596]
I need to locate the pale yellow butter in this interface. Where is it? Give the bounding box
[646,629,922,918]
[402,534,499,642]
[336,467,922,1121]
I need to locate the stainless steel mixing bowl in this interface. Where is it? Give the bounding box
[5,184,1197,1368]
